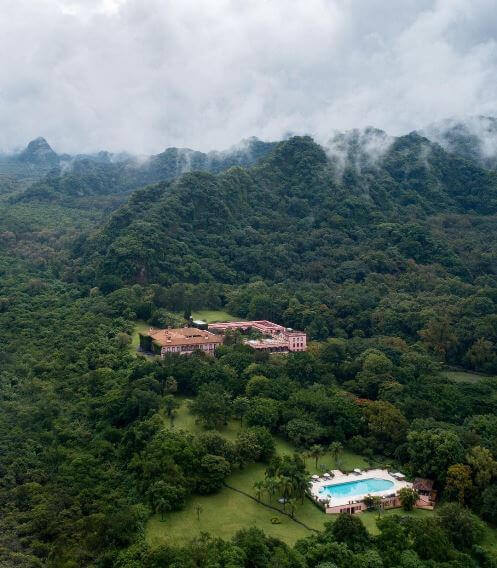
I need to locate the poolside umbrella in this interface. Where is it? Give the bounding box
[323,473,331,478]
[311,474,320,480]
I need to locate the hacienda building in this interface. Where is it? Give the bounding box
[139,327,223,357]
[138,319,307,357]
[208,320,307,353]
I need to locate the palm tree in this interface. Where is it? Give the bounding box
[253,480,265,503]
[293,474,310,504]
[302,449,312,466]
[309,444,324,470]
[278,476,295,510]
[264,477,278,502]
[318,463,328,475]
[329,441,343,468]
[287,497,297,518]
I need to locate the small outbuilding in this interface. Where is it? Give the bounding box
[413,478,437,509]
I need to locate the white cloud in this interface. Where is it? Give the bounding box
[0,0,496,154]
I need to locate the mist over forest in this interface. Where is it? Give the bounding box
[2,2,497,567]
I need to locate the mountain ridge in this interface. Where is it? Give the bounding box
[76,133,497,289]
[17,136,59,166]
[7,117,497,206]
[8,137,277,206]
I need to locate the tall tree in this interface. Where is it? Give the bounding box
[309,444,325,469]
[419,317,457,361]
[190,383,232,429]
[445,464,474,505]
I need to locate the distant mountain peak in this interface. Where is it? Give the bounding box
[18,137,59,165]
[420,116,497,169]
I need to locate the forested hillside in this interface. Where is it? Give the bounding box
[7,137,276,209]
[2,125,497,567]
[421,116,497,170]
[76,134,497,372]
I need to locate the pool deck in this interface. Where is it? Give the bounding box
[309,468,412,508]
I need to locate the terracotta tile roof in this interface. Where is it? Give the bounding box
[208,320,305,336]
[148,327,223,347]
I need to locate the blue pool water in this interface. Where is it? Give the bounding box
[319,478,394,498]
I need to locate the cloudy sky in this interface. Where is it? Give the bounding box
[1,0,496,154]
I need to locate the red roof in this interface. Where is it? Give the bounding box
[148,327,223,347]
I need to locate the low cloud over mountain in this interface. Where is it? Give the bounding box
[1,0,497,154]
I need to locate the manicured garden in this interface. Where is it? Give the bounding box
[145,367,497,553]
[148,399,377,546]
[147,461,326,546]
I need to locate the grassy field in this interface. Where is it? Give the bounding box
[129,320,151,357]
[147,399,497,552]
[147,399,370,546]
[172,397,245,442]
[443,370,490,384]
[147,462,329,547]
[171,399,369,472]
[191,309,239,323]
[130,320,150,352]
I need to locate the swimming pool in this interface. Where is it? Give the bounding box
[318,478,394,498]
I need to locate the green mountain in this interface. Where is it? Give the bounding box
[9,137,276,207]
[421,115,497,169]
[81,133,497,286]
[0,138,62,195]
[17,136,60,166]
[72,132,497,373]
[3,126,497,567]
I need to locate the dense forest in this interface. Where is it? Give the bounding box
[76,129,497,373]
[1,121,497,567]
[7,137,276,210]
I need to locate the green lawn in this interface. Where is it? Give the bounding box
[443,370,491,384]
[171,399,367,472]
[147,399,369,546]
[147,463,330,547]
[172,397,243,442]
[305,448,369,475]
[151,397,497,551]
[129,320,152,357]
[191,310,239,323]
[149,400,497,553]
[172,398,296,451]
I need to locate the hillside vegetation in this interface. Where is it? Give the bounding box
[1,126,497,566]
[74,134,497,373]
